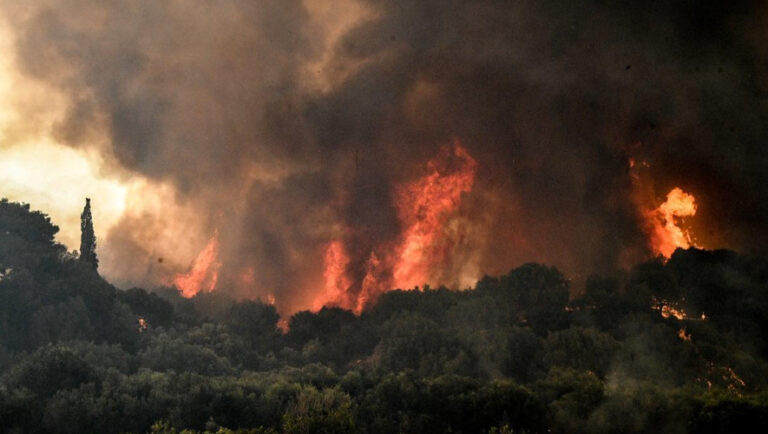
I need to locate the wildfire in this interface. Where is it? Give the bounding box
[392,142,478,289]
[661,304,688,320]
[647,187,697,258]
[173,233,221,298]
[356,251,387,313]
[700,363,747,391]
[313,240,353,311]
[312,141,478,313]
[138,316,148,332]
[654,299,707,322]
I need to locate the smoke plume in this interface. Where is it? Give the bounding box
[2,0,767,314]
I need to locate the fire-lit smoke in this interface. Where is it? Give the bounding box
[173,234,221,298]
[1,1,767,316]
[314,142,477,313]
[392,142,477,290]
[646,188,698,259]
[313,240,353,311]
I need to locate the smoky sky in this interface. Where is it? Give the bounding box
[3,0,767,311]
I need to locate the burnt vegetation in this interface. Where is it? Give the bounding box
[1,199,768,433]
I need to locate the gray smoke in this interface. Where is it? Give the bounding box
[3,0,767,312]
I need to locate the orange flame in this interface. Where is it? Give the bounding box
[137,316,148,332]
[647,187,697,258]
[357,251,387,313]
[173,233,221,298]
[312,141,478,313]
[313,240,353,311]
[661,303,687,320]
[392,142,477,289]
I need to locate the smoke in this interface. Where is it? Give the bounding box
[2,0,767,314]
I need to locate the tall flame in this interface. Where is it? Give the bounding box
[313,141,478,313]
[647,187,697,258]
[357,250,387,313]
[313,240,353,311]
[392,142,478,289]
[173,233,221,298]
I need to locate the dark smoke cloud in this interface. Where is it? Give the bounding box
[3,0,767,311]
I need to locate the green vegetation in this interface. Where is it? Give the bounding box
[1,198,767,433]
[79,198,98,271]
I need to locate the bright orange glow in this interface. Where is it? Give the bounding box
[392,141,477,289]
[661,304,687,320]
[313,240,353,311]
[138,316,148,332]
[265,294,276,305]
[678,328,691,341]
[725,366,747,389]
[311,141,478,313]
[356,251,386,313]
[647,187,697,258]
[654,300,709,322]
[701,363,748,391]
[277,318,289,332]
[173,234,221,298]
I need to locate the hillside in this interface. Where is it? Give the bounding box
[1,198,768,433]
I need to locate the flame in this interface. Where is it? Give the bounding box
[628,154,703,262]
[356,251,387,313]
[678,328,691,341]
[173,233,221,298]
[647,187,697,258]
[700,363,747,391]
[724,366,747,389]
[311,141,478,313]
[392,142,478,289]
[655,300,708,322]
[312,240,353,311]
[264,294,276,305]
[138,316,148,332]
[661,304,687,320]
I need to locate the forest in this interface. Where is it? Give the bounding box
[1,198,768,433]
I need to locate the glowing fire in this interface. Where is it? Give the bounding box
[654,299,707,322]
[312,141,478,313]
[647,187,697,258]
[724,366,747,389]
[357,251,387,313]
[700,363,747,391]
[173,233,221,298]
[138,316,148,332]
[392,142,478,289]
[313,240,353,311]
[661,304,687,320]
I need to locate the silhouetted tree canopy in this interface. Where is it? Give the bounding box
[79,198,98,270]
[2,198,768,433]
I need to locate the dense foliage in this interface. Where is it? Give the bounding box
[1,198,768,433]
[79,198,98,271]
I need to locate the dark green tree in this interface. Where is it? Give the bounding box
[79,198,98,270]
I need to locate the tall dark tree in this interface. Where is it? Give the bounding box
[79,198,98,270]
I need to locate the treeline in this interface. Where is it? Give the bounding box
[1,198,768,433]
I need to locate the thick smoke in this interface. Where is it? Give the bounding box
[2,1,767,313]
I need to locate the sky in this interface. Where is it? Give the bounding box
[1,1,766,314]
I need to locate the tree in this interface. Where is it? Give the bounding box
[79,198,98,270]
[282,386,355,434]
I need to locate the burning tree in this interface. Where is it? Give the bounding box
[79,198,98,270]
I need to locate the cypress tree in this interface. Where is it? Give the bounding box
[80,197,98,270]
